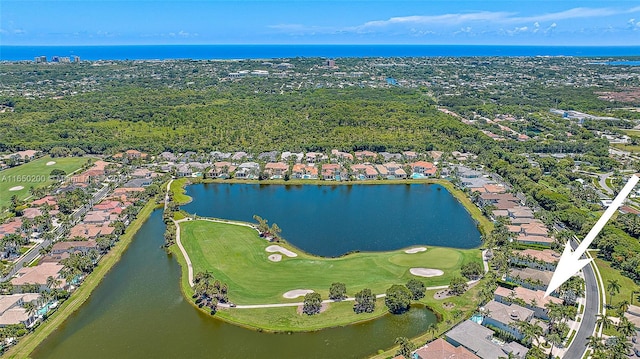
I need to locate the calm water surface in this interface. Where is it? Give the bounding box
[32,210,437,359]
[182,183,482,256]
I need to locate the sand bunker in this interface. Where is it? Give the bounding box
[8,186,24,191]
[410,268,444,277]
[405,247,427,254]
[268,254,282,262]
[266,245,297,257]
[283,289,314,299]
[46,161,56,166]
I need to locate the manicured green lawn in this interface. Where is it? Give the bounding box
[170,178,192,205]
[0,156,91,208]
[612,143,640,153]
[594,257,640,308]
[180,219,482,305]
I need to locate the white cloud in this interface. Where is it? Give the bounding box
[349,6,640,32]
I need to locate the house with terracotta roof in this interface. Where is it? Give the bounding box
[351,164,378,180]
[32,195,58,208]
[69,223,113,239]
[382,162,407,179]
[508,206,535,219]
[0,293,41,327]
[264,162,289,179]
[410,161,437,176]
[520,222,549,237]
[11,263,65,292]
[479,193,520,208]
[414,338,480,359]
[516,234,554,247]
[427,150,444,161]
[21,207,43,220]
[321,163,344,180]
[208,162,237,179]
[291,164,318,179]
[52,240,98,255]
[402,151,418,160]
[512,249,559,271]
[494,286,562,320]
[0,218,23,238]
[331,149,354,162]
[354,150,378,161]
[124,149,147,159]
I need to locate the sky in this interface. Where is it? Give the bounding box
[2,0,640,46]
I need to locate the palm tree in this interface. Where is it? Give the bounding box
[595,313,613,331]
[607,279,621,305]
[586,335,604,353]
[618,300,630,315]
[428,323,437,340]
[546,332,563,358]
[617,316,636,339]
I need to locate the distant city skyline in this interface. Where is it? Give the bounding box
[2,1,640,46]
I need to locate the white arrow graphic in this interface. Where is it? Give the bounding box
[545,174,640,297]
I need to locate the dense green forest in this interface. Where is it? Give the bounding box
[0,86,493,154]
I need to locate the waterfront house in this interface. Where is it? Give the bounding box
[264,162,289,179]
[235,162,260,179]
[291,164,318,179]
[176,164,192,177]
[52,240,99,256]
[11,263,65,292]
[0,293,42,327]
[209,162,237,178]
[410,161,437,176]
[321,163,343,180]
[351,164,378,180]
[383,162,407,179]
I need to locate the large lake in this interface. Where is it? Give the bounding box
[31,183,480,358]
[32,210,437,359]
[182,183,482,256]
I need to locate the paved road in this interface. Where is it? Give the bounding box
[599,172,615,196]
[562,239,600,359]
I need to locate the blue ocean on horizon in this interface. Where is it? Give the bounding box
[1,44,640,61]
